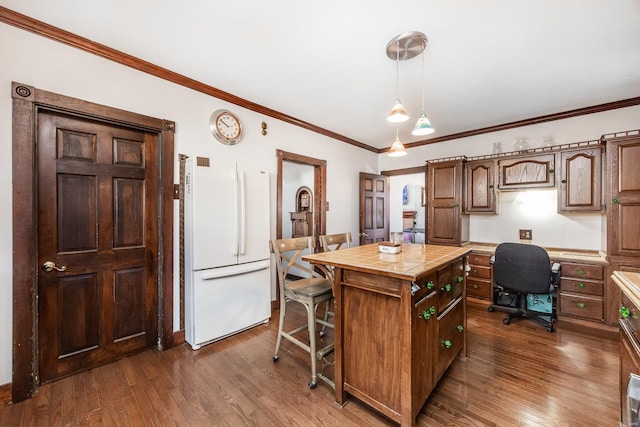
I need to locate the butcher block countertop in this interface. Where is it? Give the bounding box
[303,243,471,280]
[612,271,640,310]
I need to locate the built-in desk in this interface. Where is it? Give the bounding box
[304,243,471,427]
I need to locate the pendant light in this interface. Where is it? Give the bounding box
[387,40,409,123]
[412,38,435,136]
[388,127,408,157]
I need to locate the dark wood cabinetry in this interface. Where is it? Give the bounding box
[498,153,556,190]
[426,158,469,246]
[606,134,640,258]
[557,262,605,323]
[290,211,313,237]
[464,160,497,213]
[466,252,493,300]
[558,146,603,212]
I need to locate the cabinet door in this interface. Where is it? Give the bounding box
[558,147,603,212]
[465,160,497,213]
[426,159,468,245]
[435,297,464,383]
[498,153,556,190]
[412,291,436,409]
[607,138,640,257]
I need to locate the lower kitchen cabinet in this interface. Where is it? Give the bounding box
[557,261,605,323]
[466,252,493,300]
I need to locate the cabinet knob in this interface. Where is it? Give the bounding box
[549,168,555,173]
[422,310,431,320]
[453,203,459,208]
[429,306,436,315]
[561,179,567,184]
[457,325,464,333]
[612,198,619,204]
[442,283,452,292]
[578,282,585,288]
[577,302,586,309]
[426,281,434,290]
[621,306,631,319]
[457,276,464,283]
[473,284,478,289]
[577,269,585,276]
[473,268,477,274]
[444,340,452,349]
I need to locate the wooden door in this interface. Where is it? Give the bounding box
[607,137,640,257]
[359,173,389,245]
[37,111,159,383]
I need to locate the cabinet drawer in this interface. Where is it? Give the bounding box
[436,298,464,381]
[438,279,463,313]
[468,253,491,265]
[466,279,492,299]
[468,265,491,279]
[559,293,603,321]
[560,277,603,296]
[561,263,604,280]
[621,293,640,341]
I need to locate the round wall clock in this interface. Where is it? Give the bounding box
[210,109,243,145]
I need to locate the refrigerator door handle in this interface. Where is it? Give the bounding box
[232,168,240,256]
[238,170,247,256]
[199,259,270,280]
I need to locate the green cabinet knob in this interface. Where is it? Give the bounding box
[443,283,452,292]
[473,268,478,274]
[427,281,434,289]
[549,168,555,173]
[444,340,452,349]
[612,198,619,204]
[453,203,460,208]
[621,306,631,319]
[577,302,586,309]
[577,269,585,276]
[578,282,585,288]
[422,310,431,320]
[457,276,464,283]
[457,325,464,333]
[429,306,436,315]
[473,284,478,289]
[561,179,567,184]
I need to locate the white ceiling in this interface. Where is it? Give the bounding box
[3,0,640,151]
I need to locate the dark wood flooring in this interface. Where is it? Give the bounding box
[0,302,620,426]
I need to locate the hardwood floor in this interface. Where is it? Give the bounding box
[0,302,619,426]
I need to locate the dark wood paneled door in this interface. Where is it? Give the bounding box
[359,173,389,245]
[37,111,159,383]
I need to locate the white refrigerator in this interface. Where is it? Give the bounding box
[185,156,271,350]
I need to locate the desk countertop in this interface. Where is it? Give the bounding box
[468,243,608,265]
[303,243,471,281]
[612,271,640,310]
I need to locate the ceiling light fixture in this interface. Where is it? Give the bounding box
[387,40,409,123]
[385,31,432,156]
[388,127,408,157]
[412,37,435,136]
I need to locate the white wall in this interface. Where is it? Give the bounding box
[0,23,377,385]
[380,104,640,251]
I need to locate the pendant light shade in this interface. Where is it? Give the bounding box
[388,128,407,157]
[412,113,434,136]
[388,101,409,123]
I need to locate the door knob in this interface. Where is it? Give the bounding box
[359,232,369,237]
[42,261,67,272]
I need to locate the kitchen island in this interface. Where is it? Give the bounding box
[303,243,471,427]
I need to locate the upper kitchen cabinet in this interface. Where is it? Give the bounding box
[557,144,603,212]
[426,158,469,246]
[464,159,497,214]
[498,153,556,190]
[604,131,640,258]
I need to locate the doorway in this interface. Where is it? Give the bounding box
[11,82,175,402]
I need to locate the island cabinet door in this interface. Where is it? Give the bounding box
[412,290,437,409]
[435,296,464,383]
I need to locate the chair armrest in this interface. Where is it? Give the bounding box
[550,262,561,287]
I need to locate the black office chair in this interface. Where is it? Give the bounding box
[488,242,561,332]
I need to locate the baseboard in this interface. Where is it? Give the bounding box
[0,382,11,407]
[173,329,185,346]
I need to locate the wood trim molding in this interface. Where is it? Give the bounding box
[0,382,10,407]
[2,6,639,156]
[0,6,375,153]
[377,97,640,153]
[381,166,427,176]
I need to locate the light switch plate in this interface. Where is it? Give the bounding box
[519,229,532,240]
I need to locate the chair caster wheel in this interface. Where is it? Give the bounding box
[308,380,317,389]
[488,306,495,312]
[503,317,511,325]
[319,331,326,337]
[272,356,279,363]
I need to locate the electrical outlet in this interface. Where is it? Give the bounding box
[519,229,532,240]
